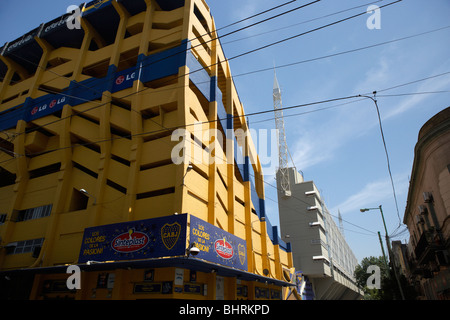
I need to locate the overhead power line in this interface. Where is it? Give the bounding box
[4,0,325,135]
[232,25,450,80]
[2,67,449,162]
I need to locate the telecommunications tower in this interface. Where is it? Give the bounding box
[273,69,291,198]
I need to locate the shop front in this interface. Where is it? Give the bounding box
[2,214,292,300]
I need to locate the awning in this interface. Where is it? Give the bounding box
[0,256,294,287]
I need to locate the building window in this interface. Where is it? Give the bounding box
[0,213,7,224]
[7,238,44,255]
[17,204,52,222]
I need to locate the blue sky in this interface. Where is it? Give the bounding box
[1,0,449,263]
[209,0,450,263]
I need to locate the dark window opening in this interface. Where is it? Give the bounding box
[189,81,209,116]
[136,187,175,200]
[117,48,139,72]
[71,135,101,154]
[29,162,61,179]
[111,125,131,140]
[111,97,131,111]
[16,205,52,222]
[106,179,127,194]
[143,75,178,89]
[69,188,89,211]
[82,59,110,78]
[235,196,245,207]
[73,110,100,125]
[193,4,210,34]
[140,159,173,171]
[73,161,98,179]
[112,154,130,167]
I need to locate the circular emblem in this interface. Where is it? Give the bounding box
[112,230,149,253]
[31,107,38,115]
[115,75,125,85]
[49,99,57,108]
[214,238,233,259]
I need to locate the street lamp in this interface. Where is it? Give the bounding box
[80,188,96,205]
[360,205,405,300]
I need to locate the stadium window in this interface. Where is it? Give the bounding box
[17,204,52,222]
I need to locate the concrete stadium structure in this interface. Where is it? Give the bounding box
[0,0,298,300]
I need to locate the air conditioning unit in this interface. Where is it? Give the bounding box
[418,205,428,215]
[415,215,424,225]
[423,192,433,203]
[307,206,319,211]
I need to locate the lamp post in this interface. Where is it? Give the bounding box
[360,205,405,300]
[80,188,96,205]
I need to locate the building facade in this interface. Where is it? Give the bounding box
[0,0,297,300]
[277,168,362,299]
[403,106,450,300]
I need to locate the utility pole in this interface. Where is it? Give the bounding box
[378,231,389,271]
[361,205,405,300]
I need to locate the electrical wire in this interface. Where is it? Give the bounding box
[232,26,450,80]
[225,0,402,62]
[220,0,385,46]
[1,0,405,139]
[1,0,325,135]
[2,0,320,105]
[1,74,449,163]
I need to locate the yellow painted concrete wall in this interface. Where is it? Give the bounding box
[0,0,294,298]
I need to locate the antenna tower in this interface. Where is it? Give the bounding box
[338,210,345,238]
[273,69,291,198]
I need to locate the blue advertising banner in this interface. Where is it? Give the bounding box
[78,214,187,263]
[25,94,66,122]
[111,66,138,93]
[189,215,248,271]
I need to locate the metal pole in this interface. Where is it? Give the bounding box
[378,231,389,271]
[378,205,405,300]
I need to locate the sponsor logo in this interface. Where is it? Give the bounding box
[29,96,66,116]
[161,222,181,250]
[111,229,149,253]
[238,243,246,265]
[93,0,109,9]
[215,238,233,259]
[115,75,125,85]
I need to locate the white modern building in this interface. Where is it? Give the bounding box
[277,168,363,300]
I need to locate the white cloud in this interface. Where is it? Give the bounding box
[288,99,373,171]
[383,66,450,120]
[329,174,409,215]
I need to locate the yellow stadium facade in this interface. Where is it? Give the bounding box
[0,0,299,300]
